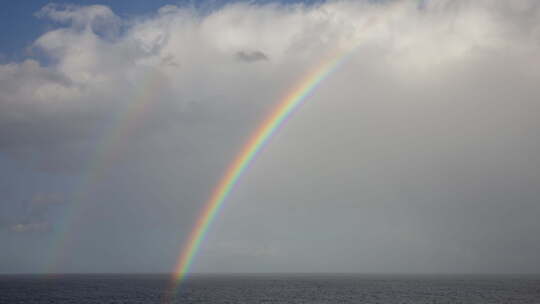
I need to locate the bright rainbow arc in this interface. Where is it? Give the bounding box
[169,49,351,293]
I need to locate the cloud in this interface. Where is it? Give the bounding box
[1,192,65,235]
[10,222,51,234]
[1,0,540,273]
[235,50,269,62]
[35,3,120,39]
[5,0,530,161]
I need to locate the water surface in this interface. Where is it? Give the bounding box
[1,274,539,303]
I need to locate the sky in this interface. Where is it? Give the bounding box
[1,0,540,274]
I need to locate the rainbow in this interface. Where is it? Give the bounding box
[168,49,351,296]
[46,70,165,273]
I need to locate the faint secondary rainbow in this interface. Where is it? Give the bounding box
[46,70,165,273]
[168,49,351,293]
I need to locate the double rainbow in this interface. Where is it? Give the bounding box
[169,49,351,295]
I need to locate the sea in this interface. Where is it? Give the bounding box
[1,274,539,303]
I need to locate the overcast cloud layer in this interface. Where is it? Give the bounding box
[1,0,540,274]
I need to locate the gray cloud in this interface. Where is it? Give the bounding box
[10,222,51,234]
[236,50,269,62]
[1,0,540,274]
[2,193,65,235]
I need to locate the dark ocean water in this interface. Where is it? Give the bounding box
[1,274,540,304]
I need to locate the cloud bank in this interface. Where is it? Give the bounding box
[1,0,540,274]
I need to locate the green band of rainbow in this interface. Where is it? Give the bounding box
[168,49,350,295]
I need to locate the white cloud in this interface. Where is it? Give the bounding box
[36,3,120,33]
[3,0,536,131]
